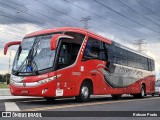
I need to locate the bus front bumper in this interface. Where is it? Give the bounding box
[9,81,57,97]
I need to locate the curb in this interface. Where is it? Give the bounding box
[0,89,11,96]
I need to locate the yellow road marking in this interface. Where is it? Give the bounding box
[21,97,160,111]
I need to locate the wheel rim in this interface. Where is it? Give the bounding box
[81,86,89,98]
[141,87,145,97]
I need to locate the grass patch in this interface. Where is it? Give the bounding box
[0,83,9,88]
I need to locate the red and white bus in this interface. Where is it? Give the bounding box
[4,27,155,101]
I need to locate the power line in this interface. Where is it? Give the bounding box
[63,0,143,46]
[3,1,104,36]
[64,0,147,35]
[37,0,135,46]
[0,1,56,28]
[6,0,103,34]
[2,0,104,35]
[0,30,23,38]
[37,0,123,39]
[36,0,116,38]
[0,1,112,45]
[7,0,72,27]
[135,0,160,21]
[114,0,160,28]
[0,32,22,40]
[0,19,28,34]
[38,0,106,32]
[0,12,45,30]
[37,0,83,25]
[0,2,151,51]
[0,23,26,35]
[94,0,160,35]
[65,0,160,45]
[38,0,134,46]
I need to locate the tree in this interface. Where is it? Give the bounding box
[0,74,10,84]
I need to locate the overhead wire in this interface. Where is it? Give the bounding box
[7,0,72,27]
[135,0,160,21]
[114,0,160,28]
[0,1,58,28]
[94,0,160,35]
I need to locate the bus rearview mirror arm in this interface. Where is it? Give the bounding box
[4,41,21,55]
[50,34,74,50]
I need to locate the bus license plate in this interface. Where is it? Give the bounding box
[21,90,28,94]
[56,89,63,96]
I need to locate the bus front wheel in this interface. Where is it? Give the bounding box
[75,82,91,102]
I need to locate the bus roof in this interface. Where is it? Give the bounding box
[25,27,112,44]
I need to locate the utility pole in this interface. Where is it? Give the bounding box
[6,51,11,84]
[81,16,91,29]
[158,67,160,80]
[133,39,147,53]
[8,51,11,74]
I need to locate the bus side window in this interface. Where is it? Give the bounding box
[57,43,71,69]
[57,42,81,70]
[99,42,108,61]
[83,37,100,60]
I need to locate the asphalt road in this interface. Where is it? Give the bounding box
[1,95,160,120]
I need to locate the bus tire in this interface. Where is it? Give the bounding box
[111,94,121,99]
[134,85,145,98]
[75,82,91,102]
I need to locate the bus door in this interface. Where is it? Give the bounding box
[54,40,77,97]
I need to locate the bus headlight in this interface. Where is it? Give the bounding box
[10,75,23,82]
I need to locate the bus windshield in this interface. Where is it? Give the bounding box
[12,34,55,75]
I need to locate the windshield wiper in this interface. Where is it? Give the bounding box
[15,47,37,75]
[15,57,28,75]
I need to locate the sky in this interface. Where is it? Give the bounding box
[0,0,160,78]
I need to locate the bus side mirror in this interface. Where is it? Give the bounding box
[4,41,21,55]
[50,34,74,50]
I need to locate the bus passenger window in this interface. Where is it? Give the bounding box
[83,38,100,60]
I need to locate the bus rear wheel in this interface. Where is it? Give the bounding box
[75,82,91,102]
[133,85,145,98]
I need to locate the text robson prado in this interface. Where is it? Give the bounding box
[133,112,157,117]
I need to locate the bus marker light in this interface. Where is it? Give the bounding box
[57,82,60,88]
[81,66,84,71]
